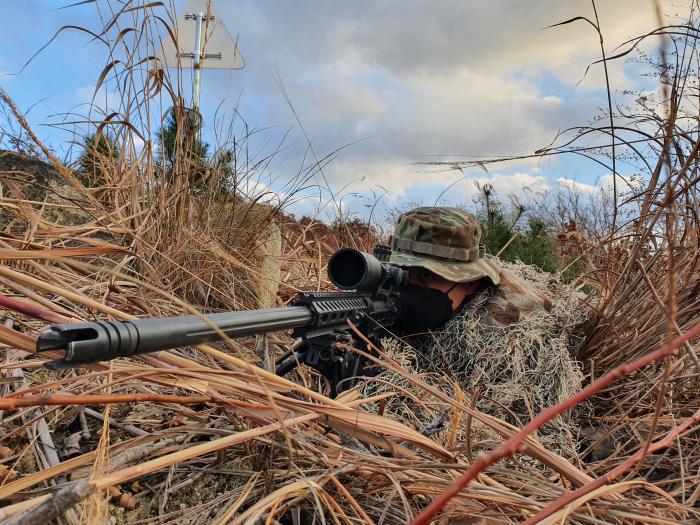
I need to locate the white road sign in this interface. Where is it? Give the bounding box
[156,0,245,70]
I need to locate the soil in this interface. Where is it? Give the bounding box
[0,150,93,228]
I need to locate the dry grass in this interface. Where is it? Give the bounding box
[1,1,699,524]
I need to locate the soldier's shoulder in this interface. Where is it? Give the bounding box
[480,259,554,329]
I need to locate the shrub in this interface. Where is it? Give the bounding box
[78,132,119,187]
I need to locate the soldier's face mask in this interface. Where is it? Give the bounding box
[398,282,459,333]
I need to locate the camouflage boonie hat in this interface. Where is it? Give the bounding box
[389,207,500,285]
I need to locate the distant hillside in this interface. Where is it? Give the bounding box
[0,150,66,201]
[0,150,93,228]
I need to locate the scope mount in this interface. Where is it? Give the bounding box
[292,291,373,336]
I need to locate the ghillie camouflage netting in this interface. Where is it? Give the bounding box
[371,261,588,454]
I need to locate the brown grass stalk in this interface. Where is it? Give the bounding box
[409,320,700,525]
[0,393,213,409]
[523,404,700,524]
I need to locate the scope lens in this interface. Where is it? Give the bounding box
[328,249,367,289]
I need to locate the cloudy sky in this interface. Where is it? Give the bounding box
[0,0,677,220]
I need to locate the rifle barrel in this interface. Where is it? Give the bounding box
[37,306,313,367]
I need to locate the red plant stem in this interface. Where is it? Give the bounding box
[0,294,73,324]
[0,393,270,410]
[408,320,700,525]
[522,404,700,524]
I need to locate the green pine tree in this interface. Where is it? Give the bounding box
[467,186,563,275]
[78,132,119,188]
[155,107,210,190]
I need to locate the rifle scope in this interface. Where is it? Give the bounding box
[327,248,408,292]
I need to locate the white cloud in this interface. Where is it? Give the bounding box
[558,177,598,193]
[244,62,597,200]
[203,0,677,205]
[557,174,614,194]
[475,172,549,195]
[73,84,120,111]
[597,174,615,190]
[557,174,622,194]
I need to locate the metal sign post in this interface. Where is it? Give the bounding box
[156,0,245,112]
[189,10,204,110]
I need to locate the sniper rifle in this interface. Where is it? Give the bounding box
[36,246,409,396]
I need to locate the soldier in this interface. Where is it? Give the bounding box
[381,206,586,433]
[388,206,553,335]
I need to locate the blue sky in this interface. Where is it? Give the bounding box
[0,0,674,221]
